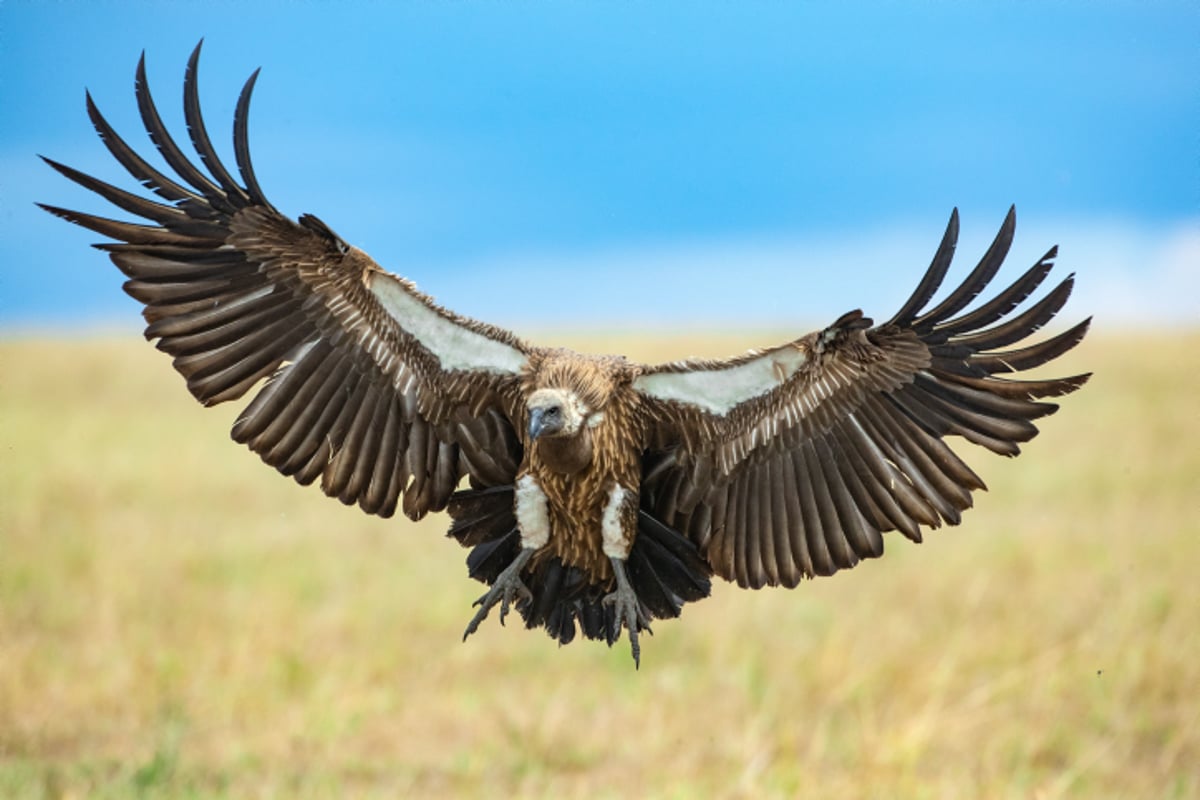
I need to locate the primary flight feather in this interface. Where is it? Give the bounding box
[43,43,1090,666]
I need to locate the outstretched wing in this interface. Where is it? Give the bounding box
[634,208,1091,588]
[41,43,531,520]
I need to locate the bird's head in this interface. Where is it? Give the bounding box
[526,387,590,440]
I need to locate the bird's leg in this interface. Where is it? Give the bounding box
[603,556,653,668]
[462,547,535,641]
[462,474,548,641]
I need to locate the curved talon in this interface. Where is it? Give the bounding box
[463,579,531,639]
[462,548,535,642]
[605,556,652,668]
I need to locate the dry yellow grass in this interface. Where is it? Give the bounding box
[1,329,1197,798]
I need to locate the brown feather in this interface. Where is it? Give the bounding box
[832,417,923,541]
[363,398,403,515]
[779,447,813,581]
[816,435,882,558]
[767,457,798,586]
[750,461,774,587]
[257,358,344,463]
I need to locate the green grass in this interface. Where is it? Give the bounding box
[1,330,1197,798]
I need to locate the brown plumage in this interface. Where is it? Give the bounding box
[43,44,1091,666]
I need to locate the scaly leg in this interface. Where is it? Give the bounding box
[463,475,548,641]
[462,547,535,640]
[604,556,653,668]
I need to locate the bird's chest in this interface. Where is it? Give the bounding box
[532,434,592,475]
[535,468,617,580]
[531,436,640,579]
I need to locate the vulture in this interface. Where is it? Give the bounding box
[43,44,1091,666]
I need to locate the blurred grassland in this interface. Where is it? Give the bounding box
[0,330,1197,799]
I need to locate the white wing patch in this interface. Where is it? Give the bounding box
[633,345,809,416]
[367,270,527,375]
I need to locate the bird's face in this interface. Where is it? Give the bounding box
[527,388,587,440]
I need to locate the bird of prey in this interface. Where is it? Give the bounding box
[42,44,1090,666]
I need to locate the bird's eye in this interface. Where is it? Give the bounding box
[546,406,561,417]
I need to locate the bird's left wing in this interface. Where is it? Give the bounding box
[633,208,1091,588]
[41,44,532,520]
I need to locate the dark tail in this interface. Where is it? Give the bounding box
[446,485,711,646]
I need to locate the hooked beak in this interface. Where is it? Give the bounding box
[528,406,565,440]
[528,407,549,440]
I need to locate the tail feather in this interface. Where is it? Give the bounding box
[446,484,712,647]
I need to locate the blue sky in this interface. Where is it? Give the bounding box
[2,1,1197,334]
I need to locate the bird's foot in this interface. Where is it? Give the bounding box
[603,556,653,668]
[463,548,535,641]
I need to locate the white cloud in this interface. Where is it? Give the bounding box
[1058,220,1200,326]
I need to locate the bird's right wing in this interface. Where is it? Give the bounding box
[41,43,532,520]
